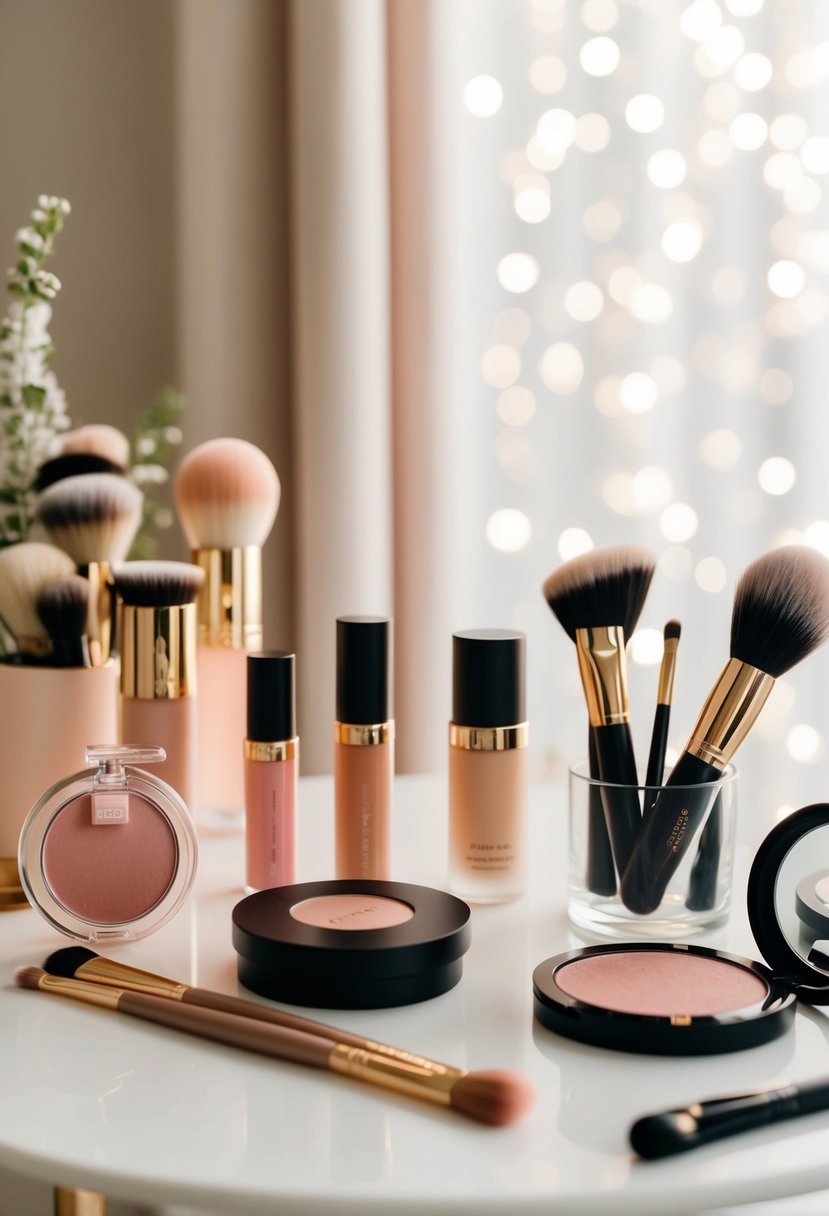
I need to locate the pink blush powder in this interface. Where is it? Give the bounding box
[290,894,415,930]
[42,793,178,924]
[555,950,768,1017]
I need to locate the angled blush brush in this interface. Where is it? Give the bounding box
[542,546,657,877]
[621,546,829,914]
[20,964,534,1127]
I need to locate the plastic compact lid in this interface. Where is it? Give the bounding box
[747,802,829,1006]
[232,879,470,1009]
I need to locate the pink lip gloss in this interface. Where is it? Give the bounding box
[244,651,298,892]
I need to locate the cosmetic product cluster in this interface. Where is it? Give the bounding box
[7,430,829,1155]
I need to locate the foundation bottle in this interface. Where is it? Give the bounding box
[448,629,528,904]
[334,616,393,880]
[244,651,298,891]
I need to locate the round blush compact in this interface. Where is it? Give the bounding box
[19,745,197,943]
[232,879,471,1008]
[534,803,829,1055]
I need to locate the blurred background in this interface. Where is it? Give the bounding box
[2,0,829,821]
[2,3,829,1213]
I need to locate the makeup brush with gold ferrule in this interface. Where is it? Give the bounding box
[621,546,829,915]
[19,964,534,1127]
[0,542,76,662]
[643,619,682,816]
[542,545,657,878]
[35,472,144,665]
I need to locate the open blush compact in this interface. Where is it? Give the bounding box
[19,745,198,943]
[534,803,829,1055]
[232,879,471,1008]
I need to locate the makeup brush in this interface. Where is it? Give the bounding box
[36,576,91,667]
[112,561,204,809]
[18,965,534,1127]
[621,546,829,915]
[36,472,144,665]
[34,452,125,492]
[630,1076,829,1159]
[60,423,131,468]
[542,546,657,876]
[0,542,76,660]
[174,437,281,819]
[643,620,682,813]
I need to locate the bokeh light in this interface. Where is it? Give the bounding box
[539,342,584,393]
[498,252,541,293]
[486,508,532,552]
[557,526,594,560]
[758,456,796,495]
[464,76,504,117]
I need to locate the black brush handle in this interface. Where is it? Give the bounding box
[620,750,720,914]
[593,722,641,875]
[643,703,669,823]
[686,789,723,911]
[586,727,617,896]
[630,1081,828,1160]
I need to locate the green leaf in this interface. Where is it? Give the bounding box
[21,384,46,409]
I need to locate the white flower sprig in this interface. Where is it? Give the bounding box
[0,195,72,546]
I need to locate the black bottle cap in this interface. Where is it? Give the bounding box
[247,651,296,742]
[452,629,526,727]
[336,616,391,724]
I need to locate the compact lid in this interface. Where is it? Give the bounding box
[452,628,526,727]
[336,616,391,724]
[247,651,296,741]
[747,802,829,1005]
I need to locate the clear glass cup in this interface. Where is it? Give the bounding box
[568,761,738,938]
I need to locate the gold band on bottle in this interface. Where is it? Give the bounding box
[120,603,197,699]
[575,625,630,728]
[75,957,188,1001]
[686,658,775,770]
[328,1041,465,1107]
[657,636,680,706]
[244,738,299,762]
[334,722,395,746]
[449,723,528,751]
[54,1187,108,1216]
[192,547,263,650]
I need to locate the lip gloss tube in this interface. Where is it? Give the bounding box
[448,629,528,904]
[334,616,393,880]
[244,651,298,892]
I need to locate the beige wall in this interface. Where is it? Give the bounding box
[0,0,294,651]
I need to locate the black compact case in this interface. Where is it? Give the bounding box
[534,803,829,1056]
[232,879,471,1009]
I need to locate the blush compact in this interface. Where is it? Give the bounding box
[19,745,198,943]
[534,803,829,1055]
[232,879,471,1008]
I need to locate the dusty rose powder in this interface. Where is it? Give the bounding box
[555,950,768,1017]
[42,793,177,924]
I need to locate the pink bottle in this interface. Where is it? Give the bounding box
[244,651,298,891]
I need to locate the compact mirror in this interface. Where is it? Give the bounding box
[747,803,829,1003]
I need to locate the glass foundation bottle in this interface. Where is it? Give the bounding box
[448,629,528,904]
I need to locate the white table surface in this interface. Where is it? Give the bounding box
[1,774,829,1215]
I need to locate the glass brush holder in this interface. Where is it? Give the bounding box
[568,761,738,938]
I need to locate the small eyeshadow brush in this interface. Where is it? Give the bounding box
[643,620,681,818]
[631,1075,829,1159]
[21,962,534,1127]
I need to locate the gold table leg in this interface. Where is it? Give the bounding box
[54,1187,108,1216]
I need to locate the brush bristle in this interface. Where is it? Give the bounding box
[731,546,829,677]
[35,453,125,492]
[112,560,204,606]
[42,946,98,978]
[0,542,76,640]
[541,545,657,640]
[174,438,280,548]
[60,424,130,467]
[14,966,45,990]
[664,619,682,641]
[449,1070,536,1127]
[36,575,89,637]
[36,473,144,565]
